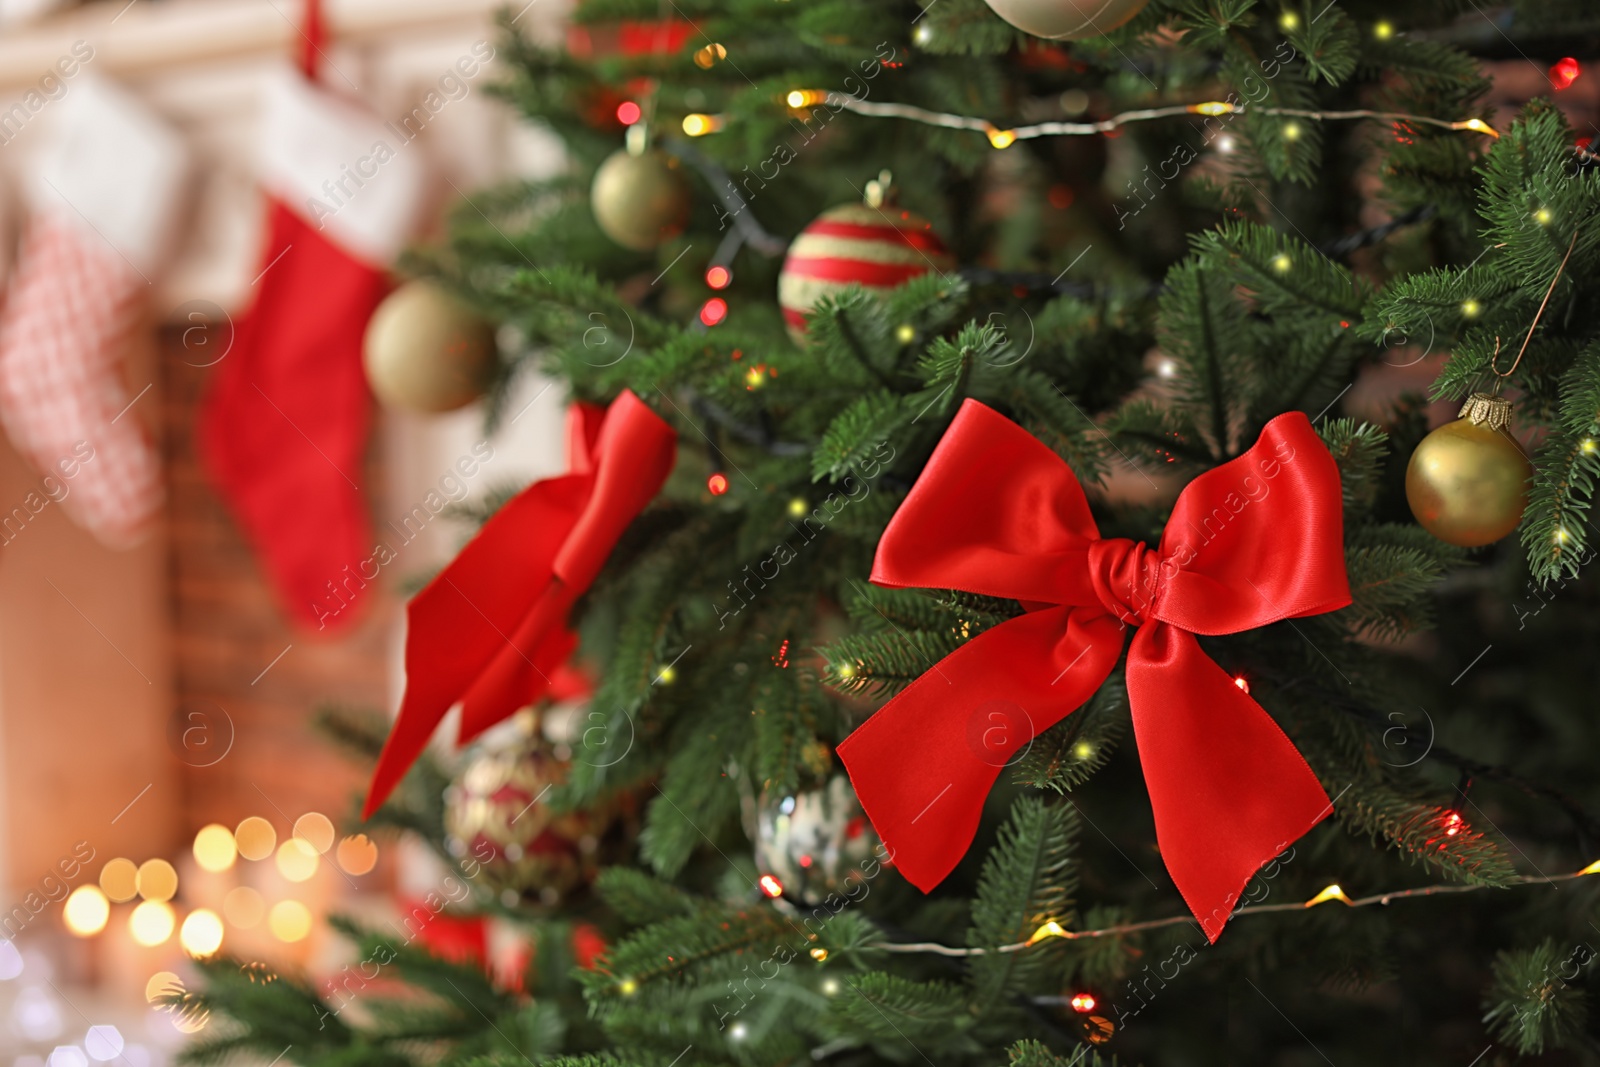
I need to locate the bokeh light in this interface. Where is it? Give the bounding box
[192,825,237,872]
[144,972,183,1003]
[63,886,109,937]
[98,858,138,903]
[335,834,379,876]
[275,838,319,882]
[129,901,175,947]
[180,909,224,958]
[84,1025,124,1061]
[135,859,177,903]
[293,812,335,854]
[234,817,276,861]
[268,900,312,943]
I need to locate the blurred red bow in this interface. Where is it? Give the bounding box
[365,390,676,817]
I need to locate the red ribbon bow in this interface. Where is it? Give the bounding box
[365,390,676,817]
[836,400,1349,941]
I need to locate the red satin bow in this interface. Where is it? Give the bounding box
[836,400,1349,941]
[364,390,676,817]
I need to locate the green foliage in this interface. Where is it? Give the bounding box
[1483,939,1592,1055]
[966,798,1079,1012]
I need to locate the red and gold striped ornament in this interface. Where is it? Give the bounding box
[778,202,954,344]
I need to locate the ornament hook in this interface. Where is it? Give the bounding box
[1487,230,1579,389]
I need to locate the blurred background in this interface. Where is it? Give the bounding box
[0,0,572,1061]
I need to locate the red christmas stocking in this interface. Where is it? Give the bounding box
[0,77,188,546]
[201,70,425,630]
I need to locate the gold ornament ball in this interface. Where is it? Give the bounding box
[982,0,1148,40]
[591,149,690,251]
[364,281,497,413]
[1406,409,1531,548]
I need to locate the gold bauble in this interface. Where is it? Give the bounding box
[982,0,1148,40]
[591,148,690,251]
[1405,393,1531,548]
[364,281,497,413]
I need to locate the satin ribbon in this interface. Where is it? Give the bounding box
[836,400,1349,941]
[364,390,676,817]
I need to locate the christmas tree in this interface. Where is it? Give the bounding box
[177,1,1600,1063]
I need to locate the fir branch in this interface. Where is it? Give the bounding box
[967,797,1080,1012]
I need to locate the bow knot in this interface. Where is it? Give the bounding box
[837,400,1352,942]
[1087,538,1159,626]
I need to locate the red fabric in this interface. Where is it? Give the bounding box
[200,201,385,631]
[363,391,676,817]
[300,0,324,79]
[836,400,1350,941]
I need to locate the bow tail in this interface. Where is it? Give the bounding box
[1127,624,1332,942]
[456,583,580,744]
[837,608,1122,892]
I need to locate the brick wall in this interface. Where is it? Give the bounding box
[159,323,397,839]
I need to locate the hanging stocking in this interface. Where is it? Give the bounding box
[0,77,188,546]
[200,48,426,630]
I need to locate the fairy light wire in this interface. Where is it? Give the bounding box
[870,865,1600,956]
[798,93,1500,143]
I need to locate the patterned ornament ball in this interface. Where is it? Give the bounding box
[1405,392,1532,548]
[778,201,954,345]
[754,774,884,899]
[591,148,690,251]
[444,723,612,905]
[363,280,497,413]
[982,0,1148,39]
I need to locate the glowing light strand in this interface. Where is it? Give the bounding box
[872,865,1600,956]
[797,93,1500,144]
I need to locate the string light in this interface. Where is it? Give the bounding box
[1069,992,1097,1013]
[616,101,642,126]
[1233,676,1250,694]
[1271,254,1292,274]
[810,947,829,961]
[1282,121,1302,141]
[787,497,809,518]
[1441,811,1464,837]
[759,874,784,898]
[792,92,1501,143]
[1534,207,1553,226]
[1305,884,1352,907]
[1373,19,1394,40]
[700,297,728,326]
[707,473,729,497]
[874,862,1600,954]
[1072,740,1094,760]
[1278,10,1298,30]
[1550,56,1582,91]
[743,365,765,389]
[705,265,732,289]
[1461,299,1482,318]
[682,113,723,137]
[618,978,639,995]
[694,42,727,69]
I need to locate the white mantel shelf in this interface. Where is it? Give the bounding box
[0,0,511,89]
